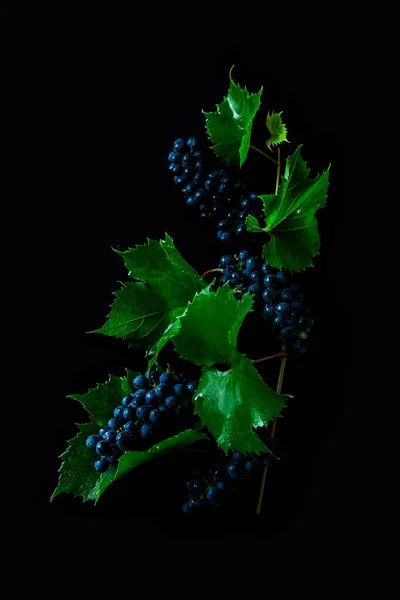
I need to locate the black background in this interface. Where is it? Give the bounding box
[5,4,397,594]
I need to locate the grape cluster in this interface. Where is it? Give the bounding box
[168,137,262,233]
[85,369,198,473]
[216,193,264,243]
[216,251,313,353]
[182,440,277,513]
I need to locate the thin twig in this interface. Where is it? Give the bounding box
[202,268,224,279]
[250,144,277,164]
[275,147,281,194]
[252,351,287,364]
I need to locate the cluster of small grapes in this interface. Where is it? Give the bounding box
[168,137,260,232]
[85,369,198,473]
[217,250,314,353]
[182,440,277,513]
[216,193,265,243]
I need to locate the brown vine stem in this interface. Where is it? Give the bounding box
[275,147,281,194]
[202,268,224,279]
[255,344,287,516]
[250,144,277,165]
[252,351,287,364]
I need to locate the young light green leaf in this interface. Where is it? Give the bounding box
[91,234,206,350]
[203,66,262,167]
[245,214,265,234]
[51,424,208,504]
[245,145,330,271]
[50,422,118,503]
[265,111,288,149]
[173,284,254,367]
[69,370,137,427]
[194,349,286,454]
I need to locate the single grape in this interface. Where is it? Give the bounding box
[183,182,197,196]
[226,463,240,478]
[220,232,232,243]
[130,397,143,410]
[133,375,148,390]
[94,458,109,473]
[149,409,160,424]
[173,383,187,397]
[123,421,136,435]
[86,434,101,450]
[113,406,124,419]
[275,302,290,315]
[250,271,263,283]
[193,172,203,185]
[116,432,132,450]
[159,372,171,384]
[173,138,185,153]
[263,288,277,303]
[155,383,169,398]
[136,405,149,420]
[165,395,178,409]
[186,381,197,395]
[174,175,187,186]
[232,451,244,463]
[219,255,233,267]
[123,406,135,420]
[104,429,117,444]
[264,274,277,287]
[264,305,275,317]
[273,315,287,328]
[168,163,181,174]
[140,423,153,439]
[168,151,181,164]
[145,390,159,407]
[206,486,221,504]
[248,283,262,296]
[96,440,112,456]
[187,137,198,150]
[121,395,132,407]
[246,257,261,271]
[108,418,118,430]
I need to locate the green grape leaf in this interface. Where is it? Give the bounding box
[173,284,254,367]
[116,428,209,479]
[171,285,288,453]
[51,424,208,504]
[91,234,206,350]
[147,318,182,371]
[265,111,289,149]
[245,145,330,271]
[203,66,262,167]
[69,369,137,426]
[50,422,118,503]
[195,349,286,454]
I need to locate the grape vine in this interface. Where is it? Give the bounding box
[52,66,330,517]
